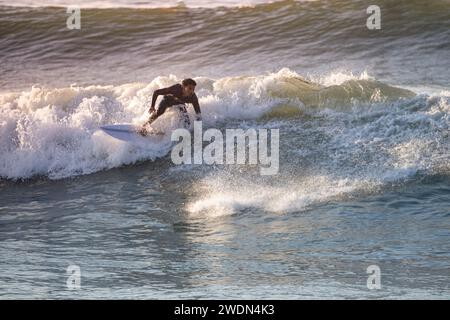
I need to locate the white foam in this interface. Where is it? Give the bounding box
[186,91,450,216]
[1,70,280,179]
[311,70,372,87]
[0,82,177,179]
[187,173,378,217]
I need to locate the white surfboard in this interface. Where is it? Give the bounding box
[100,124,164,142]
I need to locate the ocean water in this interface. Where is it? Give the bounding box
[0,0,449,299]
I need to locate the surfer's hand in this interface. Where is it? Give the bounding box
[149,107,155,114]
[195,114,202,121]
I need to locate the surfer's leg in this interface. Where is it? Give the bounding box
[139,98,171,135]
[179,105,190,128]
[147,102,168,125]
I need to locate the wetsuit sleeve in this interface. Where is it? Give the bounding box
[192,94,201,115]
[150,84,180,109]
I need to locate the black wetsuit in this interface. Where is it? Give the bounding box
[146,83,201,128]
[151,83,201,116]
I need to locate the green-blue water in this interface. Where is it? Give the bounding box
[1,165,449,299]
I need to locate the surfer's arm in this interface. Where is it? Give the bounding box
[149,85,179,111]
[192,95,202,121]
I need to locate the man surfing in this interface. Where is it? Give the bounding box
[139,78,202,136]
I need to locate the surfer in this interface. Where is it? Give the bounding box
[139,78,202,135]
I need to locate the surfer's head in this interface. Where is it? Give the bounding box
[182,78,196,97]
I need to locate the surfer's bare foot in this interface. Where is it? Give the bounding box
[138,127,148,136]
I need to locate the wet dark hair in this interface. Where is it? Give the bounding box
[182,78,197,87]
